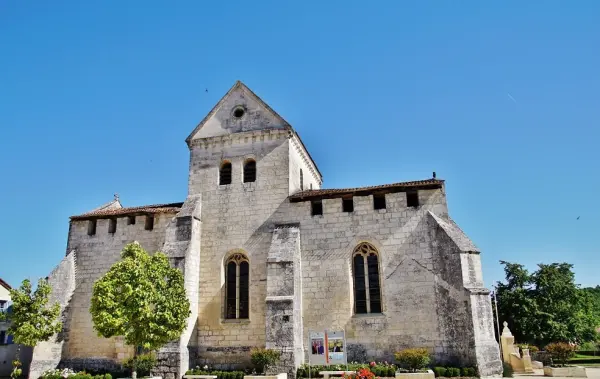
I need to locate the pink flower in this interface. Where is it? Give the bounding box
[370,362,376,367]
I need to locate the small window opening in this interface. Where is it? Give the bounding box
[88,220,97,236]
[220,161,232,185]
[310,183,313,189]
[108,219,117,234]
[311,200,323,216]
[282,315,290,322]
[145,215,154,231]
[343,198,354,213]
[243,159,256,183]
[300,169,304,191]
[233,106,245,119]
[373,194,386,210]
[407,190,419,208]
[127,215,136,225]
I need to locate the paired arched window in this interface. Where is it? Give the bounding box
[352,242,382,314]
[243,159,256,183]
[225,252,250,319]
[220,161,232,185]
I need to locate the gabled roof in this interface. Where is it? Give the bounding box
[0,278,11,290]
[185,80,292,144]
[185,81,323,179]
[288,178,444,202]
[71,202,183,220]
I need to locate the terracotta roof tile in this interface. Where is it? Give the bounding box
[70,202,183,220]
[289,179,444,201]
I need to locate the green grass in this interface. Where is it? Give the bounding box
[575,353,599,358]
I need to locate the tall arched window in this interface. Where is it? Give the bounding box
[243,159,256,183]
[220,161,232,185]
[225,252,249,319]
[352,242,382,314]
[300,169,304,191]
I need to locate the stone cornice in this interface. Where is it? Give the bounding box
[187,128,289,149]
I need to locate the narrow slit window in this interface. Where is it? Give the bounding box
[300,169,304,191]
[352,242,382,314]
[407,190,419,208]
[127,215,136,225]
[342,198,354,213]
[145,215,154,231]
[225,253,250,319]
[373,194,386,210]
[243,159,256,183]
[311,200,323,216]
[220,161,232,185]
[108,219,117,234]
[88,220,97,236]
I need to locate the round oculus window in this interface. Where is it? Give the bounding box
[232,106,245,119]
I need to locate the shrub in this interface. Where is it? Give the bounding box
[433,367,447,377]
[461,367,477,377]
[578,341,599,352]
[104,374,112,379]
[123,353,157,377]
[502,362,513,378]
[395,348,431,372]
[387,366,396,377]
[446,367,460,377]
[250,348,281,374]
[546,342,576,366]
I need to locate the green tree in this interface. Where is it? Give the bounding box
[0,279,62,378]
[581,286,600,329]
[90,242,191,376]
[496,261,599,347]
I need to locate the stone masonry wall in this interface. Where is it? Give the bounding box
[189,130,293,368]
[288,134,321,195]
[285,189,452,363]
[61,213,175,364]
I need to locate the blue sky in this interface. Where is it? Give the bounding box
[1,1,598,289]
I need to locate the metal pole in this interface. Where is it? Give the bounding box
[493,289,502,359]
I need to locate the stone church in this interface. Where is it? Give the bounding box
[29,82,502,379]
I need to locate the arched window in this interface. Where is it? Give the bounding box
[243,159,256,183]
[300,169,304,191]
[220,161,232,185]
[352,243,382,314]
[225,252,249,319]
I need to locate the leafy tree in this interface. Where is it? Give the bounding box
[90,242,190,375]
[496,261,599,348]
[0,278,62,378]
[581,286,600,328]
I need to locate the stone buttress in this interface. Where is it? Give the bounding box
[428,212,502,377]
[153,195,202,379]
[265,224,303,379]
[28,251,77,379]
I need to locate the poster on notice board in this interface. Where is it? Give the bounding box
[308,330,346,366]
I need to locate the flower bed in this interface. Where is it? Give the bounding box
[40,369,114,379]
[296,363,397,378]
[185,369,246,379]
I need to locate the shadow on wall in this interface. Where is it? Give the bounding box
[0,345,32,378]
